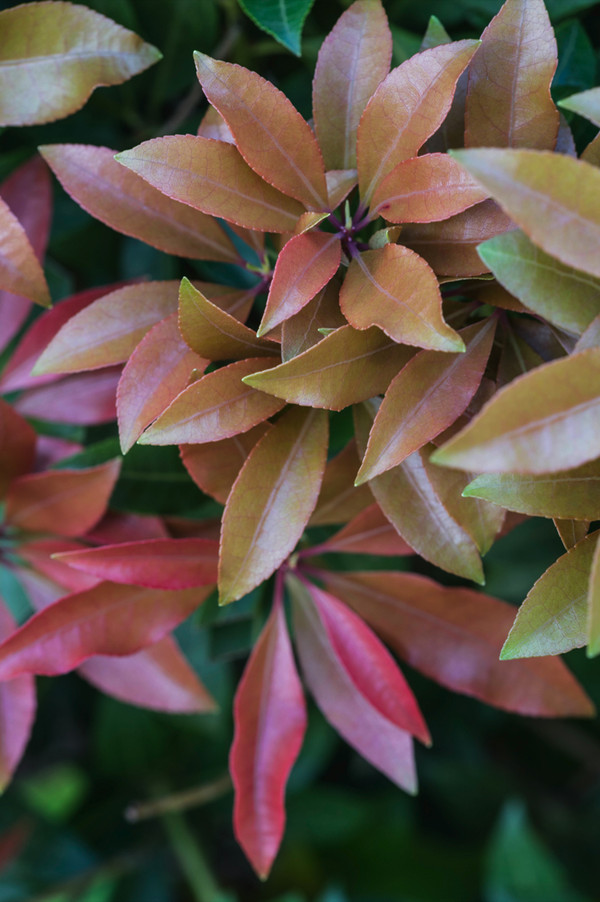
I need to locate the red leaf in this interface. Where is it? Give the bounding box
[17,539,101,593]
[309,440,373,526]
[15,368,120,425]
[312,503,413,556]
[231,596,306,879]
[0,600,35,791]
[180,423,269,504]
[0,400,36,499]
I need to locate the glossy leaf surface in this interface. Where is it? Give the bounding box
[236,0,314,55]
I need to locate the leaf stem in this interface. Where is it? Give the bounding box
[125,773,232,822]
[163,811,228,902]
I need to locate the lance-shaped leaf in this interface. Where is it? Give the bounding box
[402,199,513,278]
[478,230,600,336]
[371,154,487,224]
[0,583,212,680]
[243,325,413,411]
[354,405,483,583]
[258,232,341,336]
[309,441,373,526]
[79,636,216,713]
[501,532,599,659]
[40,145,239,262]
[33,281,181,375]
[219,407,328,604]
[16,368,119,426]
[116,136,304,233]
[17,539,101,593]
[290,577,425,791]
[320,570,594,717]
[554,518,589,551]
[463,460,600,520]
[450,148,600,281]
[0,2,160,126]
[0,400,36,499]
[194,53,328,210]
[117,314,207,453]
[357,319,495,483]
[231,598,306,879]
[179,278,277,360]
[180,424,269,504]
[138,358,284,446]
[314,503,413,556]
[0,601,35,792]
[559,86,600,127]
[340,246,464,351]
[587,536,600,656]
[431,349,600,474]
[237,0,314,55]
[357,40,479,203]
[54,538,218,589]
[312,0,392,170]
[281,277,346,362]
[0,196,50,307]
[5,460,120,538]
[465,0,558,150]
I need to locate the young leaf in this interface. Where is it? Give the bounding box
[312,0,392,170]
[17,538,101,594]
[477,229,600,336]
[138,358,285,446]
[450,149,600,280]
[33,282,181,375]
[40,145,239,262]
[236,0,314,56]
[231,597,306,879]
[5,460,120,538]
[54,538,219,589]
[340,246,464,351]
[320,570,594,717]
[0,601,35,792]
[258,232,341,336]
[465,0,558,150]
[313,503,413,556]
[290,576,425,791]
[357,40,480,203]
[194,53,328,210]
[79,636,216,713]
[281,277,346,362]
[431,349,600,474]
[357,319,495,482]
[0,196,50,307]
[181,424,269,504]
[587,535,600,656]
[0,1,161,125]
[501,532,598,659]
[309,441,373,526]
[0,400,37,499]
[243,325,414,411]
[0,583,211,679]
[116,136,304,233]
[559,86,600,126]
[219,407,328,604]
[554,518,590,551]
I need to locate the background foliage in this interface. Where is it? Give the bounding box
[1,0,600,899]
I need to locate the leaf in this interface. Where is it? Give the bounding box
[117,313,207,453]
[0,399,37,499]
[477,229,600,336]
[465,0,558,150]
[5,460,121,538]
[501,531,598,659]
[0,1,161,125]
[138,358,285,446]
[559,86,600,126]
[236,0,315,55]
[357,40,480,203]
[320,570,594,717]
[55,538,219,589]
[354,405,484,582]
[314,503,413,556]
[309,441,372,527]
[431,349,600,474]
[340,246,464,351]
[40,145,239,262]
[0,601,35,792]
[450,148,600,280]
[290,576,425,791]
[194,53,327,209]
[243,325,413,411]
[312,0,392,170]
[554,518,590,551]
[179,278,278,360]
[0,583,211,679]
[0,196,50,307]
[79,636,216,713]
[180,423,268,504]
[371,154,487,223]
[33,281,181,374]
[17,538,101,593]
[587,535,600,656]
[326,169,359,209]
[258,232,341,336]
[463,460,600,520]
[231,599,306,879]
[116,136,304,233]
[576,313,600,352]
[357,319,495,482]
[281,277,346,362]
[219,406,328,604]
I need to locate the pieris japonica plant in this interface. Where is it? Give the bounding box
[1,0,600,883]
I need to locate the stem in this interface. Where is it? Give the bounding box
[163,811,227,902]
[125,773,232,823]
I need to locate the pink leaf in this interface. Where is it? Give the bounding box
[0,600,35,791]
[15,368,120,425]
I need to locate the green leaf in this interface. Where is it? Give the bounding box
[586,535,600,656]
[236,0,315,55]
[553,21,596,95]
